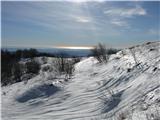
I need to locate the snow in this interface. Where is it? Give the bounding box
[1,41,160,120]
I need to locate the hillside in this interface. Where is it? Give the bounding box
[1,41,160,120]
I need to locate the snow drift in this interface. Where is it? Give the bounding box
[1,41,160,120]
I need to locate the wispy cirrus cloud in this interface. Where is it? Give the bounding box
[2,1,159,48]
[104,5,146,18]
[111,19,128,27]
[104,5,147,27]
[74,16,91,23]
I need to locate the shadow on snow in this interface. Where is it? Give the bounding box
[16,84,60,103]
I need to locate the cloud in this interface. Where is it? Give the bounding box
[74,16,91,23]
[104,5,146,27]
[111,19,128,27]
[104,5,146,18]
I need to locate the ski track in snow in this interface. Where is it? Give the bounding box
[2,42,160,120]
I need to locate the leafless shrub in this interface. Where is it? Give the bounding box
[53,54,75,79]
[91,43,119,63]
[64,60,75,79]
[54,57,66,73]
[129,48,139,66]
[91,43,108,63]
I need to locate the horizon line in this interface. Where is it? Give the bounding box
[1,45,95,50]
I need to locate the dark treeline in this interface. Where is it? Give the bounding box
[2,48,55,59]
[1,48,46,86]
[1,48,81,86]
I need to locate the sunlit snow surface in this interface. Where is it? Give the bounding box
[2,42,160,120]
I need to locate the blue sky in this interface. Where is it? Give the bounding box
[1,1,160,48]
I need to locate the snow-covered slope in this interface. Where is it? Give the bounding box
[1,42,160,120]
